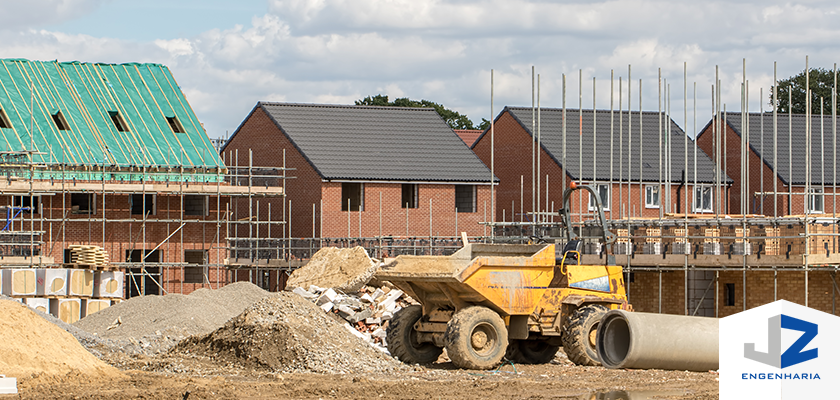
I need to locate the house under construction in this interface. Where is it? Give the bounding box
[0,59,284,300]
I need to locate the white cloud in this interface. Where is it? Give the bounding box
[0,0,109,31]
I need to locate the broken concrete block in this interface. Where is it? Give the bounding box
[365,317,381,325]
[377,289,403,312]
[315,288,338,306]
[337,304,356,319]
[348,308,373,323]
[337,297,363,310]
[370,288,385,301]
[371,328,387,339]
[360,293,374,303]
[319,301,334,312]
[381,311,393,321]
[293,287,317,300]
[308,284,325,293]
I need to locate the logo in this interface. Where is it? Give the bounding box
[744,314,818,368]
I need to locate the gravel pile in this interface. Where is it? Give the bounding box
[176,292,408,374]
[71,282,271,355]
[285,246,379,292]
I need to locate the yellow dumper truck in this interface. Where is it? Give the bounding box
[377,184,630,369]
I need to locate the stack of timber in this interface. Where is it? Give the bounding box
[67,245,110,267]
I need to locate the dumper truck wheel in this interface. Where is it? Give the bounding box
[444,306,508,370]
[505,339,561,364]
[387,305,443,364]
[562,304,608,366]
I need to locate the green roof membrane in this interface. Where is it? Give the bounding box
[0,59,223,182]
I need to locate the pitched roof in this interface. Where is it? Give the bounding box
[454,129,482,147]
[478,107,729,184]
[248,102,496,182]
[0,59,223,181]
[702,112,840,186]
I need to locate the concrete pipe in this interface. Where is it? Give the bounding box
[596,310,718,371]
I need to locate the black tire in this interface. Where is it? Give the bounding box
[386,305,443,364]
[444,306,508,370]
[506,339,561,364]
[562,304,609,366]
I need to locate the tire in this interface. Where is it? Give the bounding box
[386,305,443,364]
[506,339,561,364]
[562,304,609,366]
[444,306,508,370]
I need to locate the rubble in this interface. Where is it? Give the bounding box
[285,247,380,293]
[290,283,417,354]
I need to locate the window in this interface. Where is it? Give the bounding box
[52,111,70,131]
[644,185,660,209]
[587,184,610,211]
[341,183,364,211]
[693,186,713,213]
[807,189,824,214]
[0,109,11,129]
[184,195,209,216]
[166,116,185,133]
[183,250,208,284]
[130,194,155,215]
[401,184,418,209]
[455,185,476,213]
[109,111,129,132]
[125,249,161,263]
[70,193,95,214]
[725,283,736,306]
[12,195,39,214]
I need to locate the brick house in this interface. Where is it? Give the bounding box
[0,59,283,297]
[472,107,730,223]
[696,113,840,216]
[454,129,483,147]
[222,103,496,240]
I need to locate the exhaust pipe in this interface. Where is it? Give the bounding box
[596,310,718,371]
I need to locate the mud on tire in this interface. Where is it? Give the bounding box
[444,306,508,370]
[506,339,561,364]
[561,304,609,366]
[386,305,443,364]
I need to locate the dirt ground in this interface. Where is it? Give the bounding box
[10,353,718,400]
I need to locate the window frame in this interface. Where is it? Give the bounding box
[70,192,95,214]
[644,184,660,209]
[130,193,156,216]
[455,184,476,213]
[693,185,713,213]
[12,195,40,214]
[401,183,419,209]
[807,188,824,214]
[183,195,209,216]
[341,183,364,212]
[587,184,610,211]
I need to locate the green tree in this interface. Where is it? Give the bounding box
[355,95,484,130]
[771,68,839,114]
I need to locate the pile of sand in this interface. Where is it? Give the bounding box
[175,292,405,374]
[285,246,379,292]
[0,299,120,379]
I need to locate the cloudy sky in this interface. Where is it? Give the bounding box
[4,0,839,139]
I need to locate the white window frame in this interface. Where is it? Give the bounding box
[693,185,713,213]
[807,188,824,214]
[587,184,610,211]
[644,185,660,209]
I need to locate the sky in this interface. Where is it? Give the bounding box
[3,0,840,140]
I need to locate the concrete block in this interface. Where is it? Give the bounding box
[337,304,356,319]
[292,287,317,300]
[68,270,94,297]
[82,299,110,317]
[365,317,382,325]
[50,298,81,324]
[24,297,50,314]
[37,268,68,296]
[93,271,124,298]
[377,289,403,312]
[371,328,387,339]
[308,285,324,293]
[337,297,363,310]
[360,293,374,303]
[316,288,337,306]
[319,301,334,312]
[0,375,17,394]
[381,311,393,321]
[1,269,37,296]
[371,289,385,301]
[348,308,373,323]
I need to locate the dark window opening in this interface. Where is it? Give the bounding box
[126,249,162,263]
[13,195,39,214]
[341,183,364,211]
[401,184,418,209]
[70,193,94,214]
[725,283,735,306]
[166,116,185,133]
[52,111,70,131]
[455,185,475,213]
[0,109,11,129]
[130,194,155,215]
[184,195,208,216]
[183,250,207,284]
[109,111,129,132]
[126,266,161,297]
